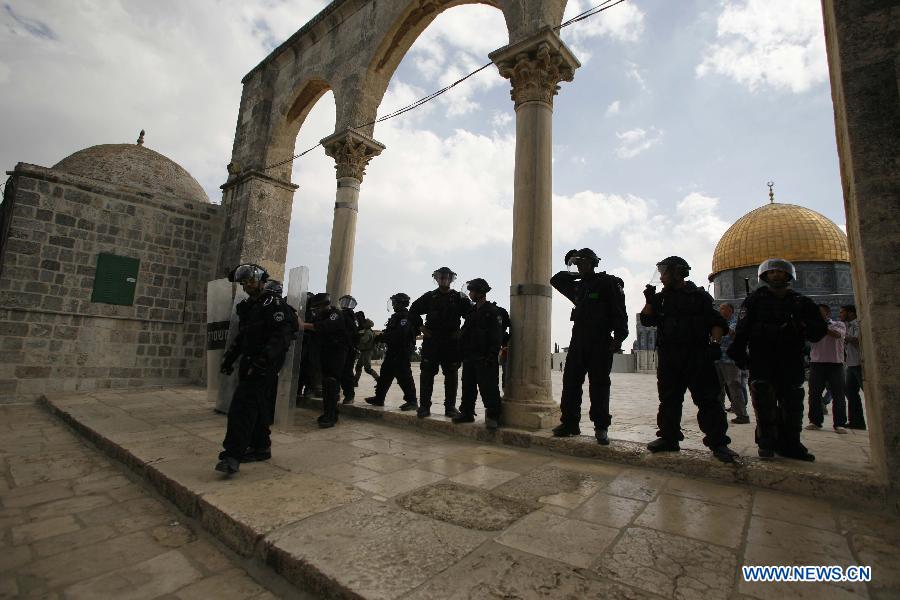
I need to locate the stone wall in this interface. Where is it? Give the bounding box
[0,163,222,401]
[822,0,900,507]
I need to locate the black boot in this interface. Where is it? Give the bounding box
[647,438,680,453]
[552,423,581,437]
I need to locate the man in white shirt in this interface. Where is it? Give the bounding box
[806,304,848,433]
[840,305,866,429]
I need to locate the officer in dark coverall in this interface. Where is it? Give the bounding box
[364,293,421,407]
[410,267,473,418]
[303,293,350,428]
[453,278,504,430]
[640,256,739,463]
[728,258,827,461]
[217,264,295,475]
[298,291,323,399]
[550,248,628,444]
[337,294,360,404]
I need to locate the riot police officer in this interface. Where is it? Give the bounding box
[410,267,473,418]
[365,293,421,407]
[728,258,826,461]
[216,264,295,474]
[550,248,628,444]
[640,256,738,463]
[303,293,350,428]
[454,278,504,429]
[337,294,360,404]
[298,291,323,399]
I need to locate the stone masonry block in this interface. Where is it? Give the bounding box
[15,365,51,379]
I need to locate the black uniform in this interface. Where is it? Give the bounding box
[370,309,421,404]
[298,295,322,399]
[339,308,360,402]
[492,302,511,389]
[640,282,730,448]
[728,287,826,454]
[410,289,473,411]
[551,271,628,430]
[459,302,504,420]
[314,306,351,423]
[220,291,295,461]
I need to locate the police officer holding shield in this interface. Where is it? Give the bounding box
[216,264,295,474]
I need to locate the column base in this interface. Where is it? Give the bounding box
[501,400,560,430]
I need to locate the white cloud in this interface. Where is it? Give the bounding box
[625,61,647,90]
[696,0,828,93]
[605,100,621,116]
[615,127,663,158]
[562,0,646,43]
[553,191,650,244]
[490,111,513,128]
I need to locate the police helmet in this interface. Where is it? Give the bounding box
[466,278,491,294]
[656,256,690,278]
[389,292,410,308]
[758,258,796,283]
[228,263,269,284]
[432,267,457,284]
[263,279,283,296]
[309,292,331,308]
[338,295,358,310]
[565,248,600,267]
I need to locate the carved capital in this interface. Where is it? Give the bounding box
[321,129,386,182]
[490,29,580,108]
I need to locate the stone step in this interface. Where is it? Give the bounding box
[298,395,887,509]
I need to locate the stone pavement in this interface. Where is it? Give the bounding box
[39,385,900,599]
[0,402,313,599]
[354,366,873,476]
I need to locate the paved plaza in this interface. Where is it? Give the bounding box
[8,379,896,599]
[0,403,311,599]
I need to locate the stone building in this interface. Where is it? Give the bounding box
[710,193,853,313]
[632,191,854,356]
[0,141,222,401]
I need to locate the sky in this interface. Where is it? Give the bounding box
[0,0,844,351]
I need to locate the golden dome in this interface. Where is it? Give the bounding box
[712,203,849,274]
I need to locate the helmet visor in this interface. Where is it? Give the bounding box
[232,264,260,284]
[338,295,358,310]
[758,259,796,282]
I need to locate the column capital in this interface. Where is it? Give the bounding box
[320,128,386,182]
[489,28,581,108]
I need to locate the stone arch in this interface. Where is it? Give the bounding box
[267,77,336,183]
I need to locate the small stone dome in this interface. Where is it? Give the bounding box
[53,143,209,204]
[712,202,849,275]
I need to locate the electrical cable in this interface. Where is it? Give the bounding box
[264,0,628,172]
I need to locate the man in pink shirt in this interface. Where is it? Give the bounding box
[806,304,848,433]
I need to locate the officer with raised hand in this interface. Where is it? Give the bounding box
[728,258,827,461]
[216,264,295,475]
[640,256,739,463]
[410,267,473,418]
[303,293,350,428]
[454,278,504,429]
[550,248,628,444]
[337,294,360,405]
[365,293,421,408]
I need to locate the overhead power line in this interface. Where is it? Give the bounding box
[264,0,628,172]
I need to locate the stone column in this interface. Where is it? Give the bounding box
[490,29,580,429]
[320,129,385,300]
[822,0,900,510]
